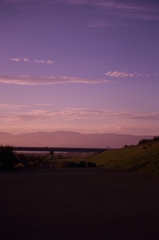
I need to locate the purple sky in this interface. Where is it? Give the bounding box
[0,0,159,135]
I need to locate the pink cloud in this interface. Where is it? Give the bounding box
[0,75,111,85]
[1,108,159,123]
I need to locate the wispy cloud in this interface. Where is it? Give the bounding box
[88,1,159,27]
[0,104,29,110]
[1,108,159,123]
[46,60,54,64]
[2,0,159,24]
[7,57,55,65]
[104,10,159,23]
[105,71,156,78]
[1,0,24,3]
[36,103,54,107]
[9,58,21,62]
[62,0,90,4]
[0,0,90,7]
[96,1,159,12]
[33,59,45,64]
[23,57,29,62]
[64,0,159,22]
[4,110,54,123]
[105,71,134,78]
[0,75,110,85]
[3,0,159,12]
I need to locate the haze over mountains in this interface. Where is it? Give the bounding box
[0,131,152,148]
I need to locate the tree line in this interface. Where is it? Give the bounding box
[138,136,159,145]
[0,146,18,170]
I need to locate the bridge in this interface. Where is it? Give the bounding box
[13,147,107,153]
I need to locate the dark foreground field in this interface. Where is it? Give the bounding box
[0,169,159,240]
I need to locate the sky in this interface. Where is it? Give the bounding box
[0,0,159,136]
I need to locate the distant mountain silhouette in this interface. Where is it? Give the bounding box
[0,131,152,148]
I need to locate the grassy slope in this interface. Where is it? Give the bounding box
[89,141,159,177]
[14,142,159,177]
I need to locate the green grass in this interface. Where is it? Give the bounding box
[88,141,159,177]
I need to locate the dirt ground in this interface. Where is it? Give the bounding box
[0,169,159,240]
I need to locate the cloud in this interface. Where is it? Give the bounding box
[113,112,159,121]
[0,104,29,109]
[95,1,159,23]
[87,1,159,28]
[103,11,159,23]
[136,73,143,77]
[61,0,159,22]
[36,103,54,107]
[62,0,90,4]
[1,108,159,123]
[0,110,54,123]
[2,0,159,24]
[1,0,24,3]
[3,0,159,11]
[7,57,55,65]
[33,59,45,64]
[96,1,159,12]
[47,60,55,64]
[59,0,159,12]
[1,72,157,86]
[105,71,154,78]
[105,71,134,77]
[23,58,29,62]
[0,0,90,7]
[0,75,110,85]
[9,57,20,62]
[63,109,159,121]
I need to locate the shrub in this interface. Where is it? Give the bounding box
[153,136,159,141]
[138,139,151,145]
[78,161,86,168]
[138,137,159,145]
[0,146,18,170]
[68,162,78,168]
[87,162,96,168]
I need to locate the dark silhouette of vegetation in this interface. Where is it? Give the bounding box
[0,146,18,170]
[78,161,86,168]
[138,139,151,145]
[153,136,159,141]
[16,153,46,169]
[60,161,96,168]
[138,136,159,145]
[87,162,96,168]
[68,162,78,168]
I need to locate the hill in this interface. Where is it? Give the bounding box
[0,131,152,148]
[89,140,159,177]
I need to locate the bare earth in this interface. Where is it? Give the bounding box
[0,169,159,240]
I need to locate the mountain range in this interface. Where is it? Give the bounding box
[0,131,152,148]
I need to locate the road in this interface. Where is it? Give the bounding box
[0,169,159,240]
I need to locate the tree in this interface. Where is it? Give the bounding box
[138,139,151,145]
[0,146,18,170]
[153,136,159,141]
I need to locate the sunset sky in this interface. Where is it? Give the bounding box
[0,0,159,136]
